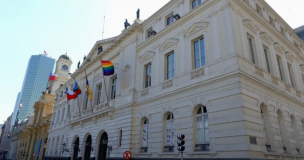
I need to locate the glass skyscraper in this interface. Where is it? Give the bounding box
[17,54,55,121]
[10,92,21,130]
[295,25,304,41]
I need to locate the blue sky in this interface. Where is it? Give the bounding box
[0,0,303,123]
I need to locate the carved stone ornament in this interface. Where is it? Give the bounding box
[285,84,291,92]
[243,19,259,32]
[191,68,205,79]
[141,89,149,97]
[271,76,279,86]
[255,66,264,77]
[260,32,273,44]
[162,79,173,89]
[140,51,155,63]
[160,38,179,52]
[285,52,295,61]
[273,42,284,53]
[184,22,209,38]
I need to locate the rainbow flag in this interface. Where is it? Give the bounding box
[101,60,114,76]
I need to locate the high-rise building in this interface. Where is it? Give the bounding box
[295,25,304,41]
[17,54,55,121]
[10,92,21,130]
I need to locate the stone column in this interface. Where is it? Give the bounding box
[27,131,37,160]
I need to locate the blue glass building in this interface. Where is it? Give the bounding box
[295,25,304,41]
[17,54,55,121]
[10,92,21,130]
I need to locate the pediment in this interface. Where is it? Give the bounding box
[93,73,103,82]
[243,19,258,32]
[285,52,295,61]
[160,38,179,52]
[140,51,155,63]
[260,32,273,44]
[184,22,209,38]
[274,42,284,53]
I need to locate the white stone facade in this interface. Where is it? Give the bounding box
[46,0,304,160]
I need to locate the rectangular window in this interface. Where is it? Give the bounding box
[166,14,174,26]
[193,37,206,69]
[166,52,175,80]
[57,111,60,123]
[146,27,152,39]
[96,84,102,105]
[192,0,202,9]
[119,130,122,147]
[256,4,263,16]
[288,63,295,88]
[52,113,56,125]
[145,63,152,88]
[248,35,256,64]
[111,77,117,99]
[277,55,284,81]
[264,48,271,73]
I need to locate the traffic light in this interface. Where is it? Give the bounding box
[177,134,185,152]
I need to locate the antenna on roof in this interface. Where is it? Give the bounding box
[102,16,105,40]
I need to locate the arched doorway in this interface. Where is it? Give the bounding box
[73,137,79,160]
[84,135,92,160]
[98,133,108,160]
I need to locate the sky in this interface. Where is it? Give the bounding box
[0,0,303,123]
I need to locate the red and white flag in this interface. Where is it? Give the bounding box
[19,102,22,108]
[44,50,47,54]
[66,88,77,100]
[49,73,57,81]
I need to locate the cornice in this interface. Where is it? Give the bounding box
[137,0,218,51]
[234,0,304,62]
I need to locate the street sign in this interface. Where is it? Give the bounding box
[123,151,132,160]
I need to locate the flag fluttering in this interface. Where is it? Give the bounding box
[73,81,82,95]
[44,50,47,54]
[49,73,57,81]
[19,102,22,108]
[86,75,93,100]
[101,60,114,76]
[66,88,77,100]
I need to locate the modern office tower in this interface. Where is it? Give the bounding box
[10,92,21,130]
[17,54,55,121]
[295,25,304,41]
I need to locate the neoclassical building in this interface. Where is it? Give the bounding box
[46,0,304,160]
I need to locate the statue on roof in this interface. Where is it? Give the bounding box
[124,19,131,29]
[137,9,140,19]
[77,61,80,69]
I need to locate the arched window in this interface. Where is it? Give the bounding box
[165,113,174,146]
[196,106,209,143]
[260,109,267,143]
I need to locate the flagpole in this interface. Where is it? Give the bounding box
[74,78,81,115]
[65,86,72,122]
[100,58,109,105]
[85,70,94,110]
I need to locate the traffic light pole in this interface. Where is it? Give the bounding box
[181,151,183,160]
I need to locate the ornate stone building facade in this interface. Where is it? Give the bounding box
[46,0,304,160]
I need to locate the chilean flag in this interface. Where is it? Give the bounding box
[66,88,77,100]
[49,73,57,81]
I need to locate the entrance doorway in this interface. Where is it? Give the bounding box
[84,135,92,160]
[73,137,79,160]
[98,133,108,160]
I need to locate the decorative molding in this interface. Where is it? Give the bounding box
[271,76,279,86]
[285,84,291,92]
[285,52,295,61]
[260,32,273,44]
[255,67,264,77]
[141,89,149,97]
[162,79,173,89]
[160,38,179,52]
[191,68,205,79]
[93,73,103,82]
[140,51,156,63]
[273,42,285,53]
[243,19,259,32]
[184,22,209,38]
[296,90,301,98]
